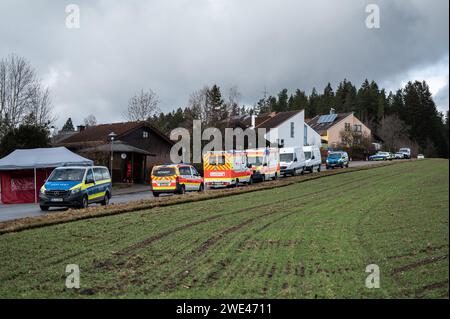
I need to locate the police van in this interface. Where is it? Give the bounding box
[39,166,112,211]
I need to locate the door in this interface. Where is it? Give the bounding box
[85,168,96,202]
[190,167,202,190]
[92,168,105,201]
[178,166,194,191]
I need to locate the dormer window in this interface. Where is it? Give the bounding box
[143,131,149,139]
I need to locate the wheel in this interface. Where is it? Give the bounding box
[235,179,239,187]
[178,184,186,194]
[80,195,89,209]
[40,205,49,211]
[101,192,110,206]
[248,176,253,185]
[326,166,330,170]
[198,183,204,192]
[153,192,160,197]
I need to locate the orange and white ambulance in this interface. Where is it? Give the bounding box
[246,147,280,181]
[151,164,203,197]
[203,150,252,188]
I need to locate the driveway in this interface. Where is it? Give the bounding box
[0,190,154,222]
[0,160,391,222]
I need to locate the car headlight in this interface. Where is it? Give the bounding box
[71,188,81,195]
[40,187,45,194]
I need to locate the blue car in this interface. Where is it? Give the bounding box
[39,166,112,211]
[326,152,349,169]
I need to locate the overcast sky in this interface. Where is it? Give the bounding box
[0,0,448,128]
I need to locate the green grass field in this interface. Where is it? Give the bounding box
[0,159,448,298]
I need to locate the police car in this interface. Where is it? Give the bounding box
[39,166,112,211]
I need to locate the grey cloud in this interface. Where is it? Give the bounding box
[0,0,448,127]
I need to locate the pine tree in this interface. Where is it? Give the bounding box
[61,118,75,132]
[275,89,289,112]
[206,84,226,126]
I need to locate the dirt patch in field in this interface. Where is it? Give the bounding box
[415,279,449,298]
[386,244,449,260]
[391,254,448,274]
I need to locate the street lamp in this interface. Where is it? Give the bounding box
[108,132,117,182]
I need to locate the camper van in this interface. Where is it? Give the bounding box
[246,147,280,181]
[303,145,322,173]
[203,150,252,188]
[279,147,306,176]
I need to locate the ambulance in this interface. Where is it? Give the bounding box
[246,147,280,181]
[151,164,203,197]
[203,150,252,188]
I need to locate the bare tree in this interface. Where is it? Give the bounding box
[188,86,210,124]
[83,114,97,127]
[378,114,411,152]
[227,85,242,116]
[28,83,56,126]
[0,54,55,135]
[124,89,160,121]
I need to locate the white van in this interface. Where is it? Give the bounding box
[279,147,306,176]
[304,145,322,173]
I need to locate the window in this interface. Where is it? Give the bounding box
[278,139,285,148]
[93,168,104,181]
[190,167,200,176]
[143,131,149,139]
[353,124,362,132]
[48,169,85,182]
[345,123,351,131]
[152,167,175,176]
[85,169,94,182]
[290,122,295,138]
[179,166,191,176]
[209,155,225,165]
[102,168,111,180]
[304,124,308,146]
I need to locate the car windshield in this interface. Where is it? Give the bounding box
[248,156,264,166]
[280,153,293,162]
[399,149,409,152]
[304,151,312,160]
[328,153,341,159]
[152,167,176,176]
[48,169,85,182]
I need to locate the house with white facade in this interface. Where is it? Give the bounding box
[229,110,322,149]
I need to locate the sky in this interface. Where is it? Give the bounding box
[0,0,448,128]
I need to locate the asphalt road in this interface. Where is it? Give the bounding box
[0,160,389,222]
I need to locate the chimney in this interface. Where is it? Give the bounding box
[250,115,256,129]
[77,125,86,132]
[330,108,335,115]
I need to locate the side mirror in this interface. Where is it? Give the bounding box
[86,178,95,184]
[312,156,315,159]
[294,158,298,162]
[263,163,268,167]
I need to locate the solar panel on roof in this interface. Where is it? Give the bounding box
[317,114,337,124]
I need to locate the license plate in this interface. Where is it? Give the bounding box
[50,198,63,202]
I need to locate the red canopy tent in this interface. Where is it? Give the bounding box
[0,147,93,204]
